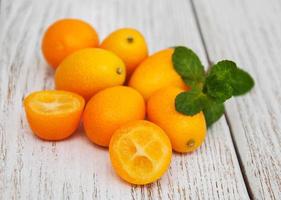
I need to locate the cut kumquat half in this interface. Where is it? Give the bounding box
[24,90,85,141]
[109,120,172,185]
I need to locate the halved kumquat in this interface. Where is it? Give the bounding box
[24,90,85,140]
[109,120,172,185]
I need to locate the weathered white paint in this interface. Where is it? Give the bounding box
[0,0,252,199]
[194,0,281,199]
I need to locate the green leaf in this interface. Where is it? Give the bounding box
[208,60,237,81]
[206,60,254,97]
[203,101,225,127]
[172,46,205,87]
[230,68,255,95]
[204,60,237,102]
[175,88,208,116]
[205,74,233,102]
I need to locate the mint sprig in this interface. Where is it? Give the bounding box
[173,46,254,127]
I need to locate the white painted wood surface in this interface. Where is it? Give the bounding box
[194,0,281,199]
[1,0,279,199]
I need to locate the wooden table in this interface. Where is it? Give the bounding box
[0,0,280,199]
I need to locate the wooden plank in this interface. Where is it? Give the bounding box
[0,0,248,199]
[193,0,281,199]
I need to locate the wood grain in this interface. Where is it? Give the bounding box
[193,0,281,199]
[0,0,249,199]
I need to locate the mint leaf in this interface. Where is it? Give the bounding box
[175,88,208,115]
[205,74,233,102]
[206,60,254,97]
[230,68,255,95]
[203,101,225,127]
[204,60,237,102]
[208,60,237,80]
[172,46,205,87]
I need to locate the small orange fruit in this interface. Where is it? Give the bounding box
[55,48,126,100]
[129,48,187,100]
[83,86,145,147]
[109,120,172,185]
[24,90,85,141]
[42,19,99,68]
[147,87,206,153]
[100,28,148,77]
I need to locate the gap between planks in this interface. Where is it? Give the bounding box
[190,0,253,198]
